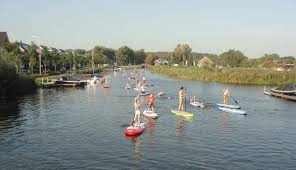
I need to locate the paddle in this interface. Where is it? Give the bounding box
[230,95,239,104]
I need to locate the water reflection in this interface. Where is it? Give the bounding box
[222,112,228,127]
[103,87,110,96]
[176,118,185,139]
[0,98,21,131]
[125,136,141,161]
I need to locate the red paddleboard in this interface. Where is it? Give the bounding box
[125,123,145,136]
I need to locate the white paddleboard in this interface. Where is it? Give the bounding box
[216,103,241,109]
[218,107,247,115]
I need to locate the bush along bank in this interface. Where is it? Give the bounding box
[148,66,296,86]
[0,63,37,97]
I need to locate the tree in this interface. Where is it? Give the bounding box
[145,54,156,65]
[134,49,146,64]
[259,53,280,68]
[27,44,38,74]
[281,56,295,64]
[116,46,134,66]
[219,49,247,67]
[172,44,192,65]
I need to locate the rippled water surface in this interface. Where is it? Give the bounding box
[1,71,296,170]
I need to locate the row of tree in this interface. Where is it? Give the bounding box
[1,42,295,75]
[0,42,148,74]
[152,43,296,68]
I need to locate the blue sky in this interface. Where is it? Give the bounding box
[1,0,296,57]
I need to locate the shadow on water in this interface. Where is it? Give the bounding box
[0,97,22,130]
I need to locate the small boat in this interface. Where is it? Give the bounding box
[103,85,110,88]
[216,103,241,109]
[55,76,87,87]
[171,110,193,119]
[218,107,247,115]
[125,86,131,89]
[143,109,158,119]
[125,123,145,136]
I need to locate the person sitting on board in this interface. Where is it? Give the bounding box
[223,87,230,104]
[178,86,185,111]
[190,96,196,103]
[133,94,141,127]
[147,93,155,113]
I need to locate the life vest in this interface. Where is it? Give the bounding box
[147,95,154,104]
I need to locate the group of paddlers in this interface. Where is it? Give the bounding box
[131,85,231,127]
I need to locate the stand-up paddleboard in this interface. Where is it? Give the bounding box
[125,123,146,136]
[140,92,149,96]
[218,107,247,115]
[143,109,158,119]
[171,110,193,118]
[216,103,241,109]
[156,91,165,97]
[190,101,201,107]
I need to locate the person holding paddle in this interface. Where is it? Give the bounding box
[223,87,230,104]
[178,86,185,111]
[147,93,155,113]
[132,94,141,127]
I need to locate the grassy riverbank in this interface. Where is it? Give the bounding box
[149,66,296,86]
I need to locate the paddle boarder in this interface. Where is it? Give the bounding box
[147,93,155,113]
[143,76,146,86]
[178,86,185,111]
[133,94,141,127]
[223,87,230,104]
[190,96,196,102]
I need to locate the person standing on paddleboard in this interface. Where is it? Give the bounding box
[133,94,141,127]
[143,76,146,86]
[178,86,185,111]
[223,87,230,104]
[147,93,155,113]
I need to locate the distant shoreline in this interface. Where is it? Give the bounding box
[148,66,296,86]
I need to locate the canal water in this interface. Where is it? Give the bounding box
[0,71,296,169]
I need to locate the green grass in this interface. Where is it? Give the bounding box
[149,66,296,86]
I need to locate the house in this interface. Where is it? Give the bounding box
[0,32,10,49]
[197,56,213,67]
[276,64,294,71]
[154,59,169,66]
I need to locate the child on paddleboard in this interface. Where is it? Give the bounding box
[147,93,155,113]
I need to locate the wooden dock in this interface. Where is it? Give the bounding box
[269,91,296,101]
[264,86,296,101]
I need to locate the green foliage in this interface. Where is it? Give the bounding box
[149,66,296,86]
[145,54,156,65]
[116,46,134,66]
[134,49,146,64]
[0,62,36,97]
[219,49,247,67]
[172,44,192,65]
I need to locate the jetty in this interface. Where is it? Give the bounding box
[264,84,296,101]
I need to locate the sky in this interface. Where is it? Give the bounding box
[1,0,296,58]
